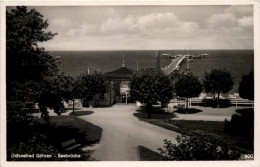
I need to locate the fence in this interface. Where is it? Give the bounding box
[169,98,254,108]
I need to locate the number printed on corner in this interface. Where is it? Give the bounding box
[241,154,254,160]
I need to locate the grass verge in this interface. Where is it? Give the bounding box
[138,146,165,161]
[144,119,253,154]
[41,115,102,144]
[33,115,102,161]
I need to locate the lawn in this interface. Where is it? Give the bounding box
[8,114,102,161]
[144,119,253,154]
[135,105,253,154]
[34,115,102,160]
[138,146,165,161]
[37,115,102,146]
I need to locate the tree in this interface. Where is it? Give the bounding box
[6,6,70,155]
[74,73,107,107]
[38,73,74,116]
[238,71,254,101]
[7,6,58,81]
[6,6,65,119]
[131,71,172,118]
[203,69,234,108]
[175,73,202,110]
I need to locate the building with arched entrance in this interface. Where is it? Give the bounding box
[104,58,133,104]
[87,58,134,107]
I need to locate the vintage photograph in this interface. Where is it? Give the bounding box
[2,2,257,164]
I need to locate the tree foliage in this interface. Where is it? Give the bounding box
[238,71,254,101]
[74,73,107,100]
[6,6,81,158]
[203,68,233,107]
[6,6,69,119]
[131,71,172,104]
[39,73,74,116]
[224,108,254,140]
[175,74,202,109]
[7,6,58,81]
[131,71,172,118]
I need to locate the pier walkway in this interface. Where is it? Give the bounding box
[163,54,186,76]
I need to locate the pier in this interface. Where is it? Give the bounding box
[162,54,186,76]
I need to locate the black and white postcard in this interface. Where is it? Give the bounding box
[0,1,259,167]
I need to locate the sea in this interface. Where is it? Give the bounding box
[52,50,254,95]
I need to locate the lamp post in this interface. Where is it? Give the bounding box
[236,97,237,108]
[72,99,75,115]
[125,92,129,104]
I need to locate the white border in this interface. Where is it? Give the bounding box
[1,1,259,167]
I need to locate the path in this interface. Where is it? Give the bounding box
[76,104,180,161]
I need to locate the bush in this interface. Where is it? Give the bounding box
[202,99,231,108]
[7,120,59,161]
[158,134,241,160]
[224,108,254,139]
[7,106,35,145]
[175,108,202,114]
[7,120,88,161]
[7,142,60,161]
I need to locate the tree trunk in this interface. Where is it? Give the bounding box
[147,102,152,119]
[89,98,93,108]
[217,92,220,108]
[72,99,75,115]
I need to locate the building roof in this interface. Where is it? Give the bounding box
[105,67,133,75]
[104,66,133,81]
[104,56,134,81]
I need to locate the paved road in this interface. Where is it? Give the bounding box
[77,104,179,161]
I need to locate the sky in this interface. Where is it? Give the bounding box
[24,5,254,50]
